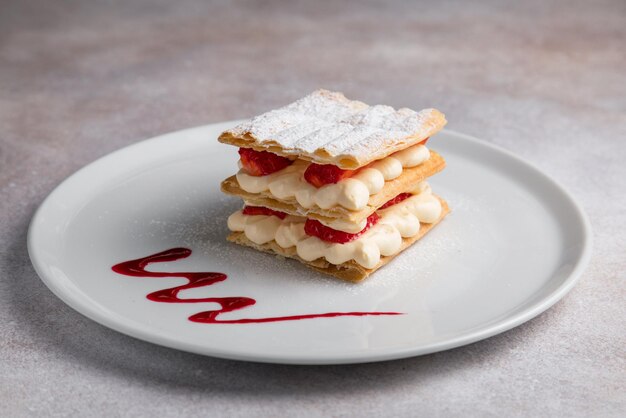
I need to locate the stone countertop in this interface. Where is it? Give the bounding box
[1,0,624,416]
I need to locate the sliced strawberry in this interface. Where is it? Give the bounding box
[238,148,293,176]
[304,163,355,188]
[242,205,287,219]
[304,213,380,244]
[379,193,413,210]
[418,137,429,146]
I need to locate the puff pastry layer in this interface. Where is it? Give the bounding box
[227,198,449,282]
[219,89,446,169]
[221,150,445,225]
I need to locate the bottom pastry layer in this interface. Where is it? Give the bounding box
[227,198,450,282]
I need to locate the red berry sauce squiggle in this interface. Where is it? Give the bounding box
[111,248,402,324]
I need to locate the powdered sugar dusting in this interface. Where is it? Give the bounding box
[292,123,354,153]
[222,89,445,168]
[271,118,331,148]
[323,125,379,155]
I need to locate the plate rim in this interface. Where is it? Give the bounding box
[27,122,593,365]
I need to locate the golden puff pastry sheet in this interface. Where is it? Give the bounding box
[227,198,450,282]
[218,89,447,170]
[221,150,446,225]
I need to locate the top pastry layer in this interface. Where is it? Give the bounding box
[218,89,447,169]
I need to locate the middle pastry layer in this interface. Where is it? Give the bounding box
[221,149,446,226]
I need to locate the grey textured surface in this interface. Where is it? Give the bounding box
[1,0,625,416]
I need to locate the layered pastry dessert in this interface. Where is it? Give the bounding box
[219,90,449,282]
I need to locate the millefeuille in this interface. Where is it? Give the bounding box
[219,89,450,282]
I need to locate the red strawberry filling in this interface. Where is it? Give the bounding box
[239,148,293,176]
[379,193,413,210]
[303,139,428,187]
[242,205,287,219]
[304,213,380,244]
[304,163,356,188]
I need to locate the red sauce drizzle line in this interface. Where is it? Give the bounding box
[111,248,402,324]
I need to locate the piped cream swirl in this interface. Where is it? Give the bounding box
[236,144,430,211]
[227,182,441,269]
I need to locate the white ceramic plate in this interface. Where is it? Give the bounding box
[28,121,591,365]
